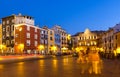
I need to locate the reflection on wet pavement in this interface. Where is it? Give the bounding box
[0,56,120,77]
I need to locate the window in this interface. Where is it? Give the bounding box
[6,32,10,37]
[11,25,14,31]
[2,21,5,25]
[50,31,52,35]
[6,26,10,32]
[35,28,37,32]
[79,43,81,46]
[7,20,9,24]
[34,34,37,39]
[45,40,47,44]
[79,37,81,40]
[11,40,14,44]
[3,35,5,39]
[27,33,30,38]
[26,40,30,46]
[84,37,86,40]
[34,41,37,46]
[41,30,44,34]
[89,36,91,39]
[44,35,48,39]
[45,31,48,34]
[27,26,30,31]
[6,40,10,45]
[12,19,14,23]
[94,36,97,39]
[11,31,14,36]
[116,35,117,40]
[41,40,44,44]
[50,37,53,40]
[3,28,5,31]
[15,34,18,38]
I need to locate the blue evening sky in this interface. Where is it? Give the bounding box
[0,0,120,35]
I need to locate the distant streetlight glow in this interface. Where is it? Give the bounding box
[51,46,57,53]
[0,44,6,53]
[61,47,68,52]
[19,44,24,54]
[38,45,44,54]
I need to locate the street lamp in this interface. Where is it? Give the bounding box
[38,45,44,54]
[51,46,57,54]
[0,44,6,54]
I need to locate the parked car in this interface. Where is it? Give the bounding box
[55,52,62,56]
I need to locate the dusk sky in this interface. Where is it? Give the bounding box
[1,0,120,35]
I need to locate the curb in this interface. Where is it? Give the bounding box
[0,55,72,64]
[0,55,53,64]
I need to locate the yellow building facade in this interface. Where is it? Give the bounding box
[114,31,120,55]
[48,29,55,54]
[78,29,99,52]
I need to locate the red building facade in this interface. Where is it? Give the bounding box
[14,24,40,53]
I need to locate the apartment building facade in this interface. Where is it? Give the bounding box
[72,28,105,53]
[2,14,40,54]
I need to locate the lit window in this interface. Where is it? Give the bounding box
[7,20,9,24]
[3,35,5,39]
[2,21,5,25]
[6,40,10,45]
[45,31,48,34]
[89,36,91,39]
[15,34,18,38]
[41,30,44,34]
[84,37,86,40]
[94,42,97,45]
[26,40,30,46]
[41,40,44,44]
[34,34,37,39]
[12,19,14,23]
[91,42,93,45]
[34,41,37,46]
[27,26,30,31]
[6,32,9,37]
[27,33,30,38]
[35,28,37,32]
[6,26,10,32]
[11,25,14,31]
[11,31,14,36]
[45,40,47,44]
[79,43,81,46]
[3,28,5,31]
[11,40,14,44]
